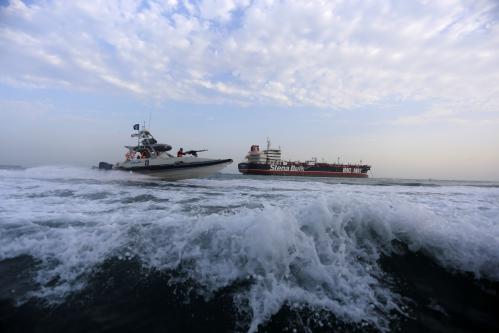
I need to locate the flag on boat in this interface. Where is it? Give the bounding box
[133,124,140,130]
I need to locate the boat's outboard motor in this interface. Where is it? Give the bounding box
[98,162,114,170]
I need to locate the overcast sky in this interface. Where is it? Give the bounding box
[1,0,498,180]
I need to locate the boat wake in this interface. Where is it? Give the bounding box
[1,166,498,332]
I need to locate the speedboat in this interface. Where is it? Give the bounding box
[98,125,232,180]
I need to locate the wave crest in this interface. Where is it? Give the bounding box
[1,170,498,332]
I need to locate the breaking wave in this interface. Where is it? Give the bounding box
[1,166,498,332]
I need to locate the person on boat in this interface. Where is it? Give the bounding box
[177,148,185,157]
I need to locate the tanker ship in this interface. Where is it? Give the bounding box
[238,140,371,178]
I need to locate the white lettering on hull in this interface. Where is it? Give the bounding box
[270,164,305,172]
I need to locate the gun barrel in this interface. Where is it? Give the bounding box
[184,149,207,156]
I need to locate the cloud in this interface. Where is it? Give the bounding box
[1,0,499,113]
[197,0,250,21]
[391,107,470,125]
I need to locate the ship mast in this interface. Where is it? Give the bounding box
[266,137,270,164]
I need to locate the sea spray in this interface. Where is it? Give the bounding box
[1,166,498,332]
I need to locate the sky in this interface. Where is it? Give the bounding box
[0,0,498,180]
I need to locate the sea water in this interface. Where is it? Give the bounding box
[0,166,498,332]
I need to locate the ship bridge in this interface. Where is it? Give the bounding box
[246,140,281,163]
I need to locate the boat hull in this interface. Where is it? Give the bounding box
[238,162,369,178]
[114,158,233,180]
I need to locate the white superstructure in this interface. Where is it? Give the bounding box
[246,139,281,164]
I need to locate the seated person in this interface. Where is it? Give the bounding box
[177,148,185,157]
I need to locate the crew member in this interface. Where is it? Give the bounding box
[177,148,184,157]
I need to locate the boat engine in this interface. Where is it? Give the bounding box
[98,162,114,170]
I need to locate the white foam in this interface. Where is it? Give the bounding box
[1,167,498,331]
[0,165,152,181]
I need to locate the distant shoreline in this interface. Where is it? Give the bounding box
[0,165,24,170]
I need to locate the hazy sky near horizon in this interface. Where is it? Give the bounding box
[1,0,499,180]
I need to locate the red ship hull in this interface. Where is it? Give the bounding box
[238,162,370,178]
[239,168,368,178]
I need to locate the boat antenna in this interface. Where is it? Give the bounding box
[136,123,140,147]
[148,111,152,130]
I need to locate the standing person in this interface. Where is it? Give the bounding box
[177,148,184,157]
